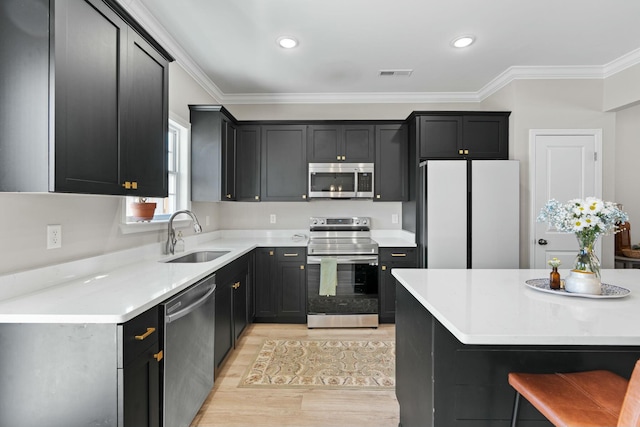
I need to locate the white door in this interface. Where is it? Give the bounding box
[530,130,602,268]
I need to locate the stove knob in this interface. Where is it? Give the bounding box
[362,218,368,225]
[354,219,360,225]
[311,219,317,225]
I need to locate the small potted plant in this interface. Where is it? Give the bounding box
[130,197,156,222]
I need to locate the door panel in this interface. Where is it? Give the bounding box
[531,130,600,268]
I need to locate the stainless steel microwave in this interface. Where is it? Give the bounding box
[308,163,374,199]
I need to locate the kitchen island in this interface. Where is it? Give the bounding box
[392,268,640,427]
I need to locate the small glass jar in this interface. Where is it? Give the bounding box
[550,266,561,290]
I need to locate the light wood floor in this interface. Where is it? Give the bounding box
[191,323,399,427]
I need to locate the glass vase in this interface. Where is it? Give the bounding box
[574,232,601,279]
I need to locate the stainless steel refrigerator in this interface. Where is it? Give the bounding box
[418,160,520,269]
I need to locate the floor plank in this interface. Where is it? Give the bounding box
[191,323,399,427]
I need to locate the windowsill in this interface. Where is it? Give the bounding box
[119,218,193,235]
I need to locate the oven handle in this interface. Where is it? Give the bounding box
[307,256,379,265]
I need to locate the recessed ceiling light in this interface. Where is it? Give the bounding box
[451,35,475,48]
[277,36,298,49]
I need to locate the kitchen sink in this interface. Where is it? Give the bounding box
[164,250,230,263]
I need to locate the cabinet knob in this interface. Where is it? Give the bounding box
[269,250,274,256]
[254,195,259,200]
[300,265,305,270]
[226,194,232,199]
[232,282,241,289]
[122,181,131,189]
[341,155,346,160]
[381,265,387,271]
[337,155,341,160]
[153,350,163,362]
[458,149,464,155]
[135,327,156,341]
[302,194,307,199]
[463,149,469,155]
[376,194,381,199]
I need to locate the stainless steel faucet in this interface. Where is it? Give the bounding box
[165,210,203,254]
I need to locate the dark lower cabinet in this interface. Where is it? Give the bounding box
[214,254,251,371]
[254,247,307,324]
[379,247,417,323]
[122,305,161,427]
[123,341,161,427]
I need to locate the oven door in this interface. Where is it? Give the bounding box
[306,255,379,315]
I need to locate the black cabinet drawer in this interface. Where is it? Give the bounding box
[380,247,417,263]
[122,305,160,366]
[276,248,306,262]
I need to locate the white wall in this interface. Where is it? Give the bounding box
[2,62,639,275]
[615,103,640,237]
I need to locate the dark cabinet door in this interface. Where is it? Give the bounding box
[124,30,169,197]
[214,275,233,370]
[342,124,375,162]
[232,266,248,342]
[276,248,307,323]
[236,125,261,201]
[307,124,375,162]
[53,0,127,194]
[261,125,308,201]
[379,247,417,323]
[123,341,161,427]
[462,115,508,159]
[222,119,237,200]
[307,125,340,162]
[254,248,277,321]
[375,124,408,201]
[418,115,463,160]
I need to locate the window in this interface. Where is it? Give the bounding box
[123,118,190,228]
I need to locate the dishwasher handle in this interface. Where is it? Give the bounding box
[165,283,216,324]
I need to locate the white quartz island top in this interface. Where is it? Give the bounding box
[392,268,640,346]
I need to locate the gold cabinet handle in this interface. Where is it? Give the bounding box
[269,250,274,256]
[464,149,469,155]
[381,265,387,271]
[458,149,464,155]
[153,350,163,362]
[336,155,341,160]
[232,281,241,289]
[341,155,346,160]
[391,253,407,257]
[226,194,232,199]
[254,195,259,200]
[300,265,305,270]
[135,327,156,341]
[302,194,307,199]
[284,253,299,257]
[376,194,381,199]
[132,181,138,189]
[122,181,131,189]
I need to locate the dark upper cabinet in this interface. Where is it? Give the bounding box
[0,0,172,195]
[261,125,308,201]
[375,124,408,201]
[236,125,261,201]
[190,105,238,202]
[307,124,375,162]
[418,112,509,160]
[222,118,238,200]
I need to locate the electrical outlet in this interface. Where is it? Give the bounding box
[270,214,276,224]
[47,224,62,249]
[392,214,399,224]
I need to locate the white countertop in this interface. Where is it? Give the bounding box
[0,229,414,324]
[392,268,640,346]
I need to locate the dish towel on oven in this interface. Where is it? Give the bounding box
[319,257,337,296]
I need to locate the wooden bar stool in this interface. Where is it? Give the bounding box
[508,359,640,426]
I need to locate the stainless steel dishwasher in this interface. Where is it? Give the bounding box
[162,274,216,427]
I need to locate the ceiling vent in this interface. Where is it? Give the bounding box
[378,69,413,77]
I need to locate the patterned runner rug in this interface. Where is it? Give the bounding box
[239,339,395,389]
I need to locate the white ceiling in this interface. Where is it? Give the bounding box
[122,0,640,104]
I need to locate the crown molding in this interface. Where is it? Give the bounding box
[115,1,640,105]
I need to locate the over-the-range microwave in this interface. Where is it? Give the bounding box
[308,163,374,199]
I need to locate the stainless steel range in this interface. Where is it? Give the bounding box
[307,217,379,328]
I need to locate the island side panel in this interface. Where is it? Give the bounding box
[396,281,640,427]
[0,323,118,427]
[396,283,434,427]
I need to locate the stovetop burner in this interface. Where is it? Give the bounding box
[307,217,378,255]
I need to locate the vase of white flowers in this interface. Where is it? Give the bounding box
[537,197,628,288]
